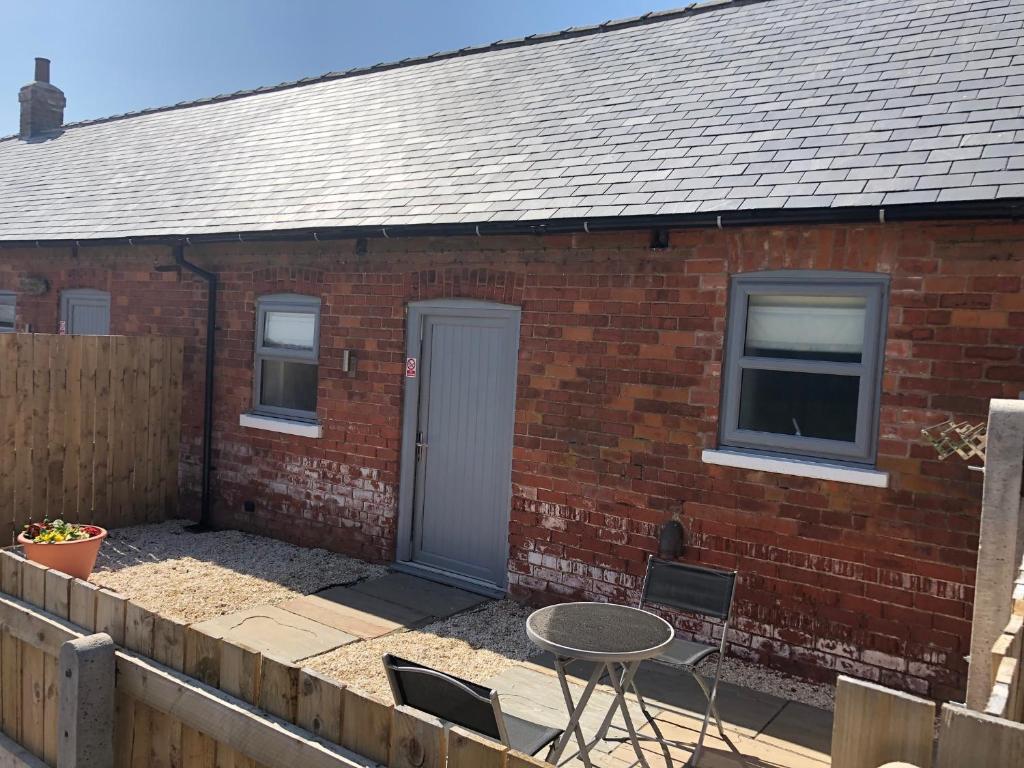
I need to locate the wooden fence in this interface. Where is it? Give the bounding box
[831,555,1024,768]
[831,676,1024,768]
[985,553,1024,722]
[0,550,546,768]
[0,334,183,538]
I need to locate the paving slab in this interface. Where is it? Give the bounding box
[350,572,487,618]
[278,586,429,639]
[192,605,357,662]
[756,700,832,758]
[631,662,786,737]
[484,663,650,759]
[536,653,785,738]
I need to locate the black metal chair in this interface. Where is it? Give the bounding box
[382,654,563,759]
[637,557,746,766]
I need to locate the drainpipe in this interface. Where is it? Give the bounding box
[171,243,217,530]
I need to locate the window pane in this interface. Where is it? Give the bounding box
[738,369,859,442]
[0,300,13,331]
[259,360,318,413]
[264,311,315,350]
[745,295,866,363]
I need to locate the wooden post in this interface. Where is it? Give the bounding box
[259,655,300,723]
[58,633,115,768]
[340,688,391,765]
[93,590,126,647]
[506,751,550,768]
[831,675,935,768]
[297,668,344,744]
[390,706,446,768]
[446,726,507,768]
[68,581,99,631]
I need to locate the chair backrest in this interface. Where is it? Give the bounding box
[382,654,504,741]
[640,557,737,621]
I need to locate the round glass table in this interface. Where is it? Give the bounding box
[527,603,673,768]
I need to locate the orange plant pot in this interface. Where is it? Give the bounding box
[17,527,107,580]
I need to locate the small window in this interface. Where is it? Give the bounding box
[0,292,14,333]
[253,294,321,421]
[721,272,889,465]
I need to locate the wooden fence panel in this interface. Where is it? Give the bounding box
[0,337,15,540]
[831,675,935,768]
[0,334,183,536]
[936,703,1024,768]
[984,554,1024,722]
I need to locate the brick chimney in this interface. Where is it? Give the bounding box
[19,58,65,139]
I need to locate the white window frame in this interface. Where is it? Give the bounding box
[252,294,321,422]
[720,271,889,465]
[0,292,14,333]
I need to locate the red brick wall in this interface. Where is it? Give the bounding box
[2,218,1022,699]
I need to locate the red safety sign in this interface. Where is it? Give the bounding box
[405,357,418,378]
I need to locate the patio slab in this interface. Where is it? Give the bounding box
[500,654,831,767]
[350,572,487,618]
[192,605,357,662]
[537,652,786,738]
[278,586,430,639]
[483,662,651,759]
[757,701,832,758]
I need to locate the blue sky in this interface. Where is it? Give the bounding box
[1,0,681,132]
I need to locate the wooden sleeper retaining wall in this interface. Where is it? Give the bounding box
[0,550,547,767]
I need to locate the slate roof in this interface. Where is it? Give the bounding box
[1,0,1023,242]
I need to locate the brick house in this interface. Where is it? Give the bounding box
[2,0,1023,700]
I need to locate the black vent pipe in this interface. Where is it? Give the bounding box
[172,244,217,530]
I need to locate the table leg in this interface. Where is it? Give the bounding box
[548,657,604,767]
[603,662,651,768]
[591,660,642,744]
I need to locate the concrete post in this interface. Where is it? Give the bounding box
[966,399,1024,710]
[58,633,115,768]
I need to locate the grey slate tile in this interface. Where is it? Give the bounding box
[951,158,1009,173]
[881,189,941,204]
[815,180,867,195]
[974,170,1024,186]
[832,192,885,206]
[937,185,998,201]
[865,177,920,193]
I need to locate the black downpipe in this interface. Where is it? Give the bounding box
[172,244,217,530]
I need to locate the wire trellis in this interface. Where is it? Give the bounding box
[921,419,987,464]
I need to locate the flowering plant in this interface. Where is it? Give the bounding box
[22,519,103,544]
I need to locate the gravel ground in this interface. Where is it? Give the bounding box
[89,520,387,622]
[85,520,834,711]
[307,599,537,698]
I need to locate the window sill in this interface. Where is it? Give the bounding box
[239,413,322,438]
[701,448,889,488]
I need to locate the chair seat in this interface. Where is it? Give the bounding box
[504,713,564,756]
[653,637,718,668]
